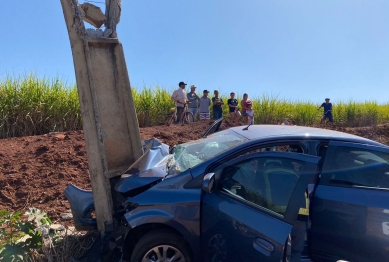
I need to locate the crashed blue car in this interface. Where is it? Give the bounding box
[66,122,389,262]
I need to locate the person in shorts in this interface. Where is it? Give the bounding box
[187,85,200,121]
[228,92,241,123]
[317,98,333,124]
[246,102,254,125]
[241,93,252,125]
[199,90,211,120]
[212,90,224,120]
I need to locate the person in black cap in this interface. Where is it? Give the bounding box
[199,90,211,120]
[171,82,188,124]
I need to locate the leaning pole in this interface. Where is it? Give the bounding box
[60,0,143,236]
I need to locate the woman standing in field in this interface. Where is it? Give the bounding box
[241,93,252,125]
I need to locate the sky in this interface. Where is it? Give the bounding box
[0,0,388,103]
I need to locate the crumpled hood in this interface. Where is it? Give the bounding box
[114,138,171,194]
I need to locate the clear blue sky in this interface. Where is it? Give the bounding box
[1,0,388,103]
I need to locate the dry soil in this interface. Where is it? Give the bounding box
[1,121,388,221]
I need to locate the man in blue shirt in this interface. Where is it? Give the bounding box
[318,98,333,124]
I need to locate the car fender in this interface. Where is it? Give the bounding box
[124,208,173,228]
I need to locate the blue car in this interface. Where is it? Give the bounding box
[66,123,389,262]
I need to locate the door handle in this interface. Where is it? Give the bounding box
[253,238,274,256]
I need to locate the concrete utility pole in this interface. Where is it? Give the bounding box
[60,0,143,235]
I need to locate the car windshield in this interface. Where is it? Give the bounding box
[168,130,248,175]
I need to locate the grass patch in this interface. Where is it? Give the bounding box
[0,74,81,139]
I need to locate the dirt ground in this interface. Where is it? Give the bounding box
[0,120,388,221]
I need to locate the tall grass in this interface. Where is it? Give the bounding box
[1,74,389,139]
[248,94,389,126]
[0,74,81,138]
[131,86,174,127]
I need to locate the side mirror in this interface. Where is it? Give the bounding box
[202,173,216,193]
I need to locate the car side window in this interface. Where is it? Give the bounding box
[322,146,389,189]
[219,156,303,216]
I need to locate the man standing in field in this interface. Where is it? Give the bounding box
[171,82,188,124]
[187,85,200,121]
[199,90,211,120]
[212,90,224,120]
[228,92,241,123]
[318,98,333,124]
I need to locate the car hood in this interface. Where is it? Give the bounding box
[114,138,171,195]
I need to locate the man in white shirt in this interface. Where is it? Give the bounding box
[171,81,188,124]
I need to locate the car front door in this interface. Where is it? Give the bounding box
[202,118,223,138]
[201,152,320,262]
[310,141,389,262]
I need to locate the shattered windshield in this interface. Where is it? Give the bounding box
[168,130,248,175]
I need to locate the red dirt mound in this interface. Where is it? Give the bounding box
[0,120,239,220]
[0,121,388,221]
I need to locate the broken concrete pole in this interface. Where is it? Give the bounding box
[85,28,112,38]
[105,0,121,38]
[80,3,106,28]
[61,0,143,236]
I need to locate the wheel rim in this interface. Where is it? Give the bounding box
[142,245,186,262]
[208,234,228,261]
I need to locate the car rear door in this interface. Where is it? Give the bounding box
[201,152,320,262]
[310,141,389,262]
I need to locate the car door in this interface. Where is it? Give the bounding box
[202,118,223,138]
[310,141,389,262]
[201,151,320,262]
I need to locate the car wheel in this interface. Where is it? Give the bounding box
[131,229,192,262]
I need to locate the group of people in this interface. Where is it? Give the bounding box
[171,81,255,125]
[171,81,334,125]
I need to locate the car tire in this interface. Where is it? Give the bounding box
[130,229,192,262]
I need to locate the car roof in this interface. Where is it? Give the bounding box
[229,125,386,147]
